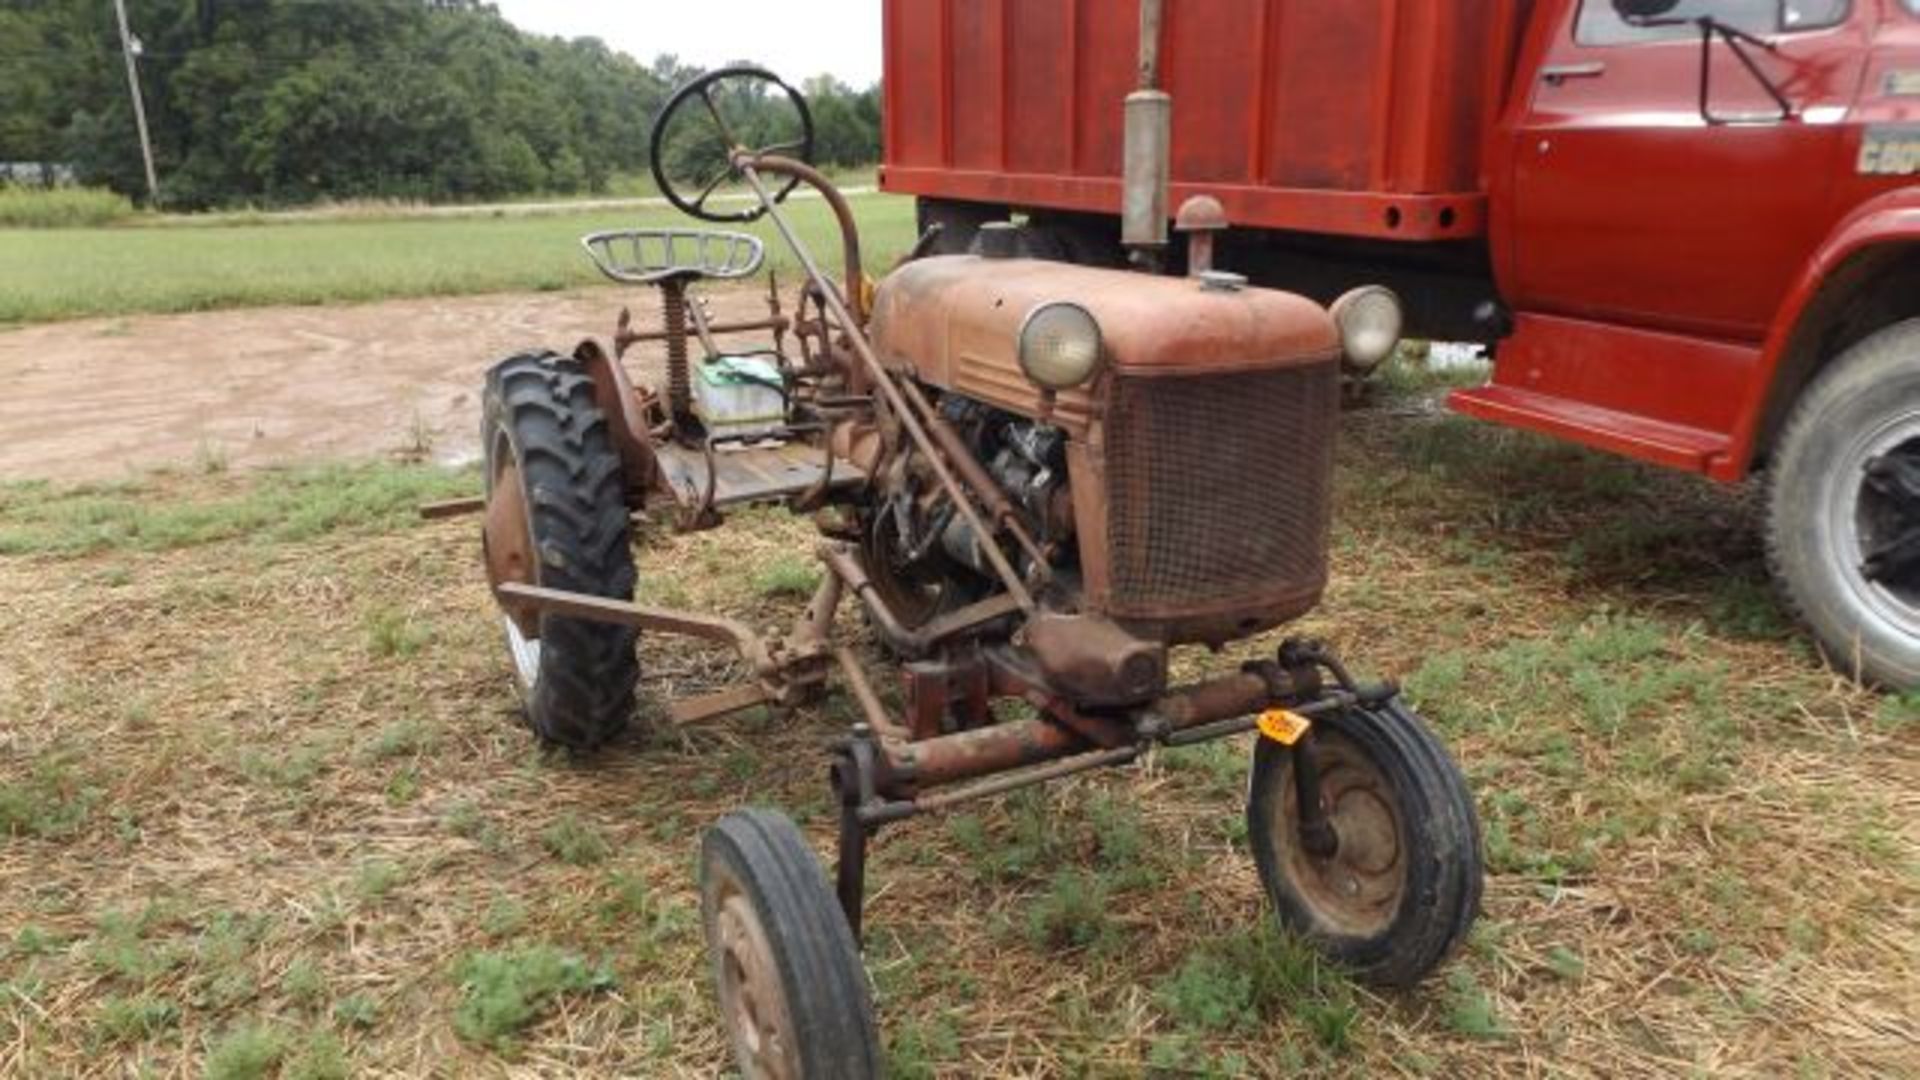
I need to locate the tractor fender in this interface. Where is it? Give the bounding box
[573,337,660,507]
[1728,186,1920,480]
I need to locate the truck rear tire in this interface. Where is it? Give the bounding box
[1767,320,1920,689]
[916,198,1002,256]
[482,351,640,749]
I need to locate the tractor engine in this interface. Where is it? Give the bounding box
[867,253,1345,705]
[932,400,1074,580]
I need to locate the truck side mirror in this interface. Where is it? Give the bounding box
[1611,0,1681,18]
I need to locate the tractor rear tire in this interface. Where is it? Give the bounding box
[700,809,882,1080]
[1246,698,1482,988]
[482,350,639,750]
[1767,319,1920,690]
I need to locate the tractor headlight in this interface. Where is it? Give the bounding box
[1018,302,1104,390]
[1330,286,1404,373]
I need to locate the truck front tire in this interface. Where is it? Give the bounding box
[1768,320,1920,690]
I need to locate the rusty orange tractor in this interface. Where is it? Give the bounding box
[436,68,1483,1077]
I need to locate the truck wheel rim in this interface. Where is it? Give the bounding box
[1833,412,1920,640]
[711,875,800,1080]
[1281,733,1406,938]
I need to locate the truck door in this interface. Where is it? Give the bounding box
[1507,0,1871,341]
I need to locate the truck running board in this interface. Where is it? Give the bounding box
[1448,385,1732,475]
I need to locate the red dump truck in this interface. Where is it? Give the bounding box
[881,0,1920,689]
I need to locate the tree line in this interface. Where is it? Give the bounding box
[0,0,882,209]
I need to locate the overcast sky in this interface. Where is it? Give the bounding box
[490,0,884,87]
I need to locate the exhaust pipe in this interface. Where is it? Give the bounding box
[1122,0,1171,259]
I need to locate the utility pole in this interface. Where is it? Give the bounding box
[112,0,160,206]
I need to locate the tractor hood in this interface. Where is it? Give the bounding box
[869,256,1339,414]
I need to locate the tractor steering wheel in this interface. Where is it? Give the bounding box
[649,66,816,224]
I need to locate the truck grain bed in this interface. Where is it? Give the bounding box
[881,0,1529,242]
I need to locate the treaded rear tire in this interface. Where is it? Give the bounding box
[1247,698,1483,988]
[1766,319,1920,690]
[700,809,882,1080]
[482,350,639,749]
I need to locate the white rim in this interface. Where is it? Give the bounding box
[490,425,544,695]
[503,615,541,691]
[1829,410,1920,638]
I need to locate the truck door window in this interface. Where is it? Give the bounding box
[1576,0,1848,45]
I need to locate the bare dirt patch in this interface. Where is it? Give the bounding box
[0,285,778,483]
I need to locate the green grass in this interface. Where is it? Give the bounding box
[285,1030,349,1080]
[0,192,914,325]
[1155,923,1358,1050]
[0,462,477,557]
[203,1022,289,1080]
[354,859,407,901]
[750,554,824,599]
[1444,970,1508,1040]
[10,925,63,958]
[0,754,98,839]
[232,741,333,794]
[451,946,613,1053]
[1025,868,1115,952]
[331,993,378,1031]
[85,907,185,987]
[365,717,436,761]
[0,186,139,228]
[888,1014,962,1079]
[540,814,611,867]
[365,608,434,659]
[1545,944,1586,981]
[150,166,877,224]
[190,911,270,1012]
[279,957,326,1009]
[95,994,181,1045]
[595,872,695,963]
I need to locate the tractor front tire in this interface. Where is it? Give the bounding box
[482,350,639,750]
[700,809,883,1080]
[1246,698,1482,988]
[1767,320,1920,690]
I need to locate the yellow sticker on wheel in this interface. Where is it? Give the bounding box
[1256,708,1312,746]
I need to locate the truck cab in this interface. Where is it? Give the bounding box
[881,0,1920,689]
[1465,0,1915,477]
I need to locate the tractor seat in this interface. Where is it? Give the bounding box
[581,228,765,286]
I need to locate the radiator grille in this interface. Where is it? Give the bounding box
[1103,364,1338,617]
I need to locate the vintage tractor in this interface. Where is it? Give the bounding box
[440,68,1484,1076]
